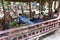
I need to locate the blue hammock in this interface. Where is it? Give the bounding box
[18,15,34,25]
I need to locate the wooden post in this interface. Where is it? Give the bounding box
[54,1,56,9]
[1,0,5,14]
[21,3,24,14]
[39,0,41,13]
[51,1,53,19]
[59,0,60,8]
[58,0,60,17]
[11,2,14,9]
[48,0,53,19]
[29,1,31,18]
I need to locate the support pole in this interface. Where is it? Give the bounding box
[21,3,24,14]
[11,2,14,10]
[39,0,41,13]
[58,0,60,17]
[59,0,60,9]
[54,1,56,9]
[1,0,5,14]
[29,1,31,18]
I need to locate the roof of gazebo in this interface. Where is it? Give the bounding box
[5,0,58,2]
[5,0,37,2]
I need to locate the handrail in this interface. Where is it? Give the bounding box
[0,18,59,34]
[0,17,59,40]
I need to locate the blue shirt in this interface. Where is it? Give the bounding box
[18,16,23,23]
[33,18,43,23]
[18,15,34,25]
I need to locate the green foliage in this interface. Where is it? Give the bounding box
[4,2,11,6]
[0,3,2,6]
[10,21,17,28]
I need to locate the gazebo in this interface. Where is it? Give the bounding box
[1,0,60,17]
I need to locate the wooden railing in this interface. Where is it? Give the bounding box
[0,18,60,40]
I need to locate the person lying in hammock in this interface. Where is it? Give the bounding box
[18,13,34,25]
[33,13,44,23]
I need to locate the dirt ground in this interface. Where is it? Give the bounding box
[43,28,60,40]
